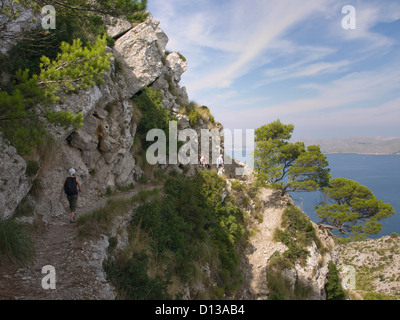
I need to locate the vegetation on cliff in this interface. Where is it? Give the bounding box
[103,170,246,299]
[0,0,148,155]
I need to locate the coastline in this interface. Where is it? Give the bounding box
[323,152,400,156]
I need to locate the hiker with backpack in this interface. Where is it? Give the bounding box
[60,168,82,224]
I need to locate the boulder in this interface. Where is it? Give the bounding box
[113,13,168,97]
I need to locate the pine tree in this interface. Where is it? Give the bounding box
[315,178,395,239]
[0,35,111,154]
[254,120,330,195]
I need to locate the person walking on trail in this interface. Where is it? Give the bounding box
[217,154,224,174]
[199,154,207,169]
[60,168,82,224]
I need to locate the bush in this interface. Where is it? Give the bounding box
[0,217,35,265]
[274,205,321,267]
[325,262,346,300]
[26,160,40,177]
[267,252,312,300]
[104,251,171,300]
[109,170,246,298]
[188,109,199,127]
[132,87,177,149]
[77,198,133,239]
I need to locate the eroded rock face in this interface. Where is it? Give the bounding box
[0,138,30,219]
[1,13,189,221]
[113,13,169,97]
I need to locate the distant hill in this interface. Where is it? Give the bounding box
[294,137,400,155]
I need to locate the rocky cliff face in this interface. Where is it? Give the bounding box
[0,13,338,300]
[230,179,339,300]
[0,13,188,221]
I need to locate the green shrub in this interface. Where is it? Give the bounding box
[274,205,323,267]
[26,160,40,177]
[103,251,171,300]
[231,180,244,191]
[110,170,246,298]
[325,262,346,300]
[0,217,35,265]
[132,87,177,149]
[77,198,133,239]
[188,109,199,127]
[267,252,314,300]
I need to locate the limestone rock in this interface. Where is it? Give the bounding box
[113,13,168,97]
[165,52,188,82]
[104,16,132,39]
[0,138,30,219]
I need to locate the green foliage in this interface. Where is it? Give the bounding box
[362,291,397,300]
[188,109,199,127]
[177,52,187,62]
[315,178,395,238]
[325,262,346,300]
[103,251,171,300]
[274,206,321,267]
[268,206,322,300]
[109,171,245,299]
[180,102,216,128]
[0,36,110,154]
[254,119,330,195]
[3,14,107,79]
[26,160,40,177]
[133,87,178,150]
[38,35,111,96]
[230,180,244,191]
[0,217,35,266]
[267,252,313,300]
[77,198,133,239]
[19,0,148,23]
[134,87,169,133]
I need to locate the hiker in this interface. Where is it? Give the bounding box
[60,168,82,224]
[199,154,207,169]
[217,154,224,174]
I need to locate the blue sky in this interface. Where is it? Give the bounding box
[148,0,400,139]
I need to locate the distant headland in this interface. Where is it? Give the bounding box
[294,136,400,155]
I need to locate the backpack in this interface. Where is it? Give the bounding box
[64,177,78,196]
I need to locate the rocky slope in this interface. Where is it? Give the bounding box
[0,12,339,300]
[337,235,400,299]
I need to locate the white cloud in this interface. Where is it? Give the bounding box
[151,0,333,92]
[148,0,400,138]
[214,65,400,132]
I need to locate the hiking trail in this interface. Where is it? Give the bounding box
[0,183,162,300]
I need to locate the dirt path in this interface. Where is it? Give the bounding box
[239,188,290,300]
[0,183,162,300]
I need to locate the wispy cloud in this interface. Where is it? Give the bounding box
[149,0,400,138]
[337,0,400,51]
[214,64,400,131]
[186,0,332,91]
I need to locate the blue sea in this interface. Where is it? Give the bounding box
[290,154,400,239]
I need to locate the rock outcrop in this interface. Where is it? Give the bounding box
[113,14,169,97]
[237,186,338,300]
[0,13,189,221]
[0,138,30,219]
